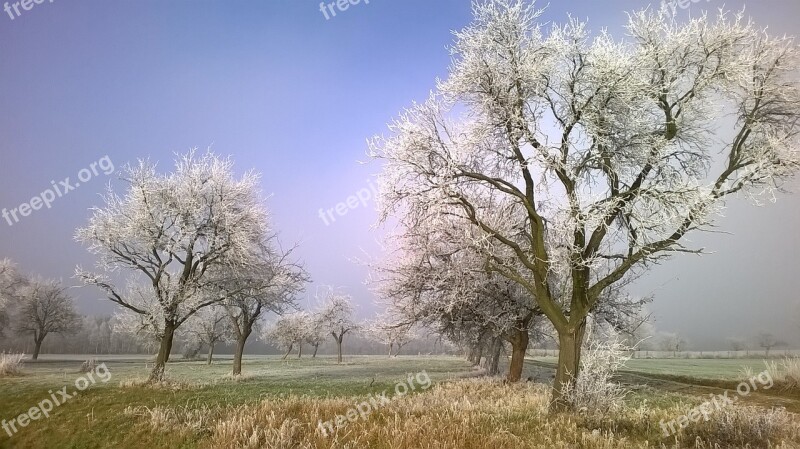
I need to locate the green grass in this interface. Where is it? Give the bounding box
[531,356,772,381]
[0,355,473,449]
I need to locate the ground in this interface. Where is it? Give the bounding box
[0,355,798,448]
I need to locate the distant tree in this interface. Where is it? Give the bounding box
[76,150,275,382]
[658,332,686,357]
[364,315,416,358]
[263,312,310,359]
[15,279,81,359]
[726,337,748,355]
[757,332,785,356]
[316,289,357,364]
[304,314,326,358]
[185,306,232,365]
[222,243,307,375]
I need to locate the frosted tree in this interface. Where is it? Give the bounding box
[263,311,310,359]
[757,332,784,356]
[364,314,416,358]
[316,289,357,364]
[369,0,800,410]
[185,305,232,365]
[15,279,81,359]
[76,150,274,382]
[372,220,542,380]
[658,332,687,357]
[221,243,307,374]
[304,313,326,358]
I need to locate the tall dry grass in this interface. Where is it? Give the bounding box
[122,378,800,449]
[0,352,24,377]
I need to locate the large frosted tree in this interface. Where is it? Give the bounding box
[76,150,275,382]
[370,0,800,410]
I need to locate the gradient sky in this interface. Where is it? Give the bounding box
[0,0,798,349]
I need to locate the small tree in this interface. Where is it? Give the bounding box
[185,306,231,365]
[222,244,307,375]
[658,332,686,358]
[304,314,325,358]
[727,337,748,356]
[263,311,310,359]
[757,332,784,357]
[316,289,357,364]
[365,315,415,358]
[15,279,81,360]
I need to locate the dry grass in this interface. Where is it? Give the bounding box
[0,352,25,377]
[119,377,205,391]
[765,358,800,391]
[119,378,800,449]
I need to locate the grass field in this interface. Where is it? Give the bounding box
[531,356,774,381]
[1,355,798,448]
[0,355,475,449]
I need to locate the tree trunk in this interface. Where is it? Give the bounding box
[388,342,394,358]
[206,343,214,365]
[489,337,503,376]
[312,344,319,358]
[474,344,484,367]
[32,334,45,360]
[232,334,248,375]
[148,322,176,383]
[298,343,303,358]
[282,343,293,360]
[336,335,343,364]
[507,329,528,382]
[551,321,587,412]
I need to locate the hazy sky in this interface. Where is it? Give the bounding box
[0,0,798,349]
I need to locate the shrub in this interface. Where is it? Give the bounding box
[683,405,800,447]
[0,352,25,377]
[562,332,631,413]
[80,358,99,373]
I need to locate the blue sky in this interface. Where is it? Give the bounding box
[1,0,798,348]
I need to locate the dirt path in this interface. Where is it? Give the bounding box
[525,359,800,413]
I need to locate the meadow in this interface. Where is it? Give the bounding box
[1,355,799,448]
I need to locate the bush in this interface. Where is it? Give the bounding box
[764,358,800,391]
[562,332,631,413]
[80,358,99,373]
[0,352,25,377]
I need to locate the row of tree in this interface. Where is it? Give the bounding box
[366,0,800,412]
